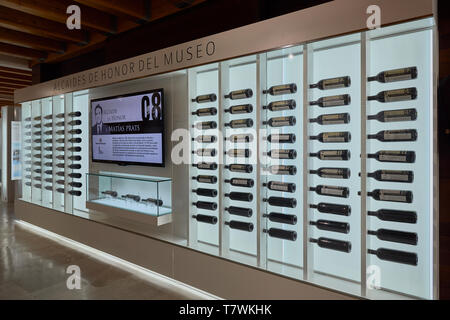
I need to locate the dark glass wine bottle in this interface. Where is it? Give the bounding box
[310,202,351,216]
[224,178,254,188]
[224,89,253,100]
[309,94,351,107]
[69,155,82,161]
[192,121,217,130]
[263,181,296,193]
[368,209,417,224]
[68,147,82,152]
[224,149,251,158]
[192,135,217,143]
[310,168,350,179]
[310,76,351,90]
[225,192,253,202]
[68,120,82,126]
[192,214,218,224]
[192,175,217,184]
[44,130,53,135]
[360,189,413,203]
[225,206,253,217]
[33,124,41,128]
[69,182,83,188]
[368,88,417,103]
[368,229,417,246]
[263,212,297,225]
[365,170,414,183]
[192,162,218,170]
[192,148,217,157]
[310,185,349,198]
[68,129,82,135]
[310,132,351,143]
[265,134,296,144]
[309,113,350,125]
[367,109,417,123]
[368,248,417,266]
[45,170,53,175]
[309,150,350,161]
[191,93,217,103]
[367,129,417,142]
[192,188,218,197]
[192,201,217,211]
[263,83,297,95]
[225,119,253,129]
[225,220,254,232]
[367,151,415,163]
[68,138,82,143]
[263,228,297,241]
[224,164,253,173]
[263,116,296,127]
[68,190,82,196]
[262,100,296,112]
[263,196,297,208]
[191,107,217,117]
[141,198,163,206]
[266,165,297,175]
[368,67,418,83]
[225,134,253,143]
[310,237,351,253]
[224,104,253,114]
[310,220,350,234]
[263,149,297,159]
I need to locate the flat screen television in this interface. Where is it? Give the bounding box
[91,88,164,167]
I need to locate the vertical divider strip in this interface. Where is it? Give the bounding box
[64,93,74,214]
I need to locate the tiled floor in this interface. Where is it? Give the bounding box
[0,202,199,300]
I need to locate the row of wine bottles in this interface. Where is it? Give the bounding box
[24,112,82,122]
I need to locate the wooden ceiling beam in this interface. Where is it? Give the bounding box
[0,6,89,44]
[0,76,31,85]
[0,42,47,60]
[0,66,31,76]
[0,0,116,34]
[0,71,32,81]
[0,27,65,53]
[0,82,27,89]
[75,0,149,22]
[0,91,13,96]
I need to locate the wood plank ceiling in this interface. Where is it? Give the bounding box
[0,0,207,107]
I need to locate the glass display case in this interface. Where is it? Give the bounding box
[86,173,172,225]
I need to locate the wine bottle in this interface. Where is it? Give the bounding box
[44,139,53,144]
[224,104,253,114]
[263,116,296,127]
[56,121,65,127]
[310,220,350,234]
[263,196,297,208]
[265,165,297,175]
[68,155,82,161]
[34,184,42,189]
[142,198,163,206]
[68,129,82,135]
[33,161,42,166]
[192,214,218,224]
[368,129,418,142]
[225,192,253,202]
[368,229,417,246]
[45,170,53,175]
[310,132,351,143]
[56,180,65,185]
[262,100,296,112]
[192,149,217,157]
[25,182,32,186]
[55,113,64,118]
[192,162,218,170]
[368,209,417,224]
[368,88,417,103]
[309,94,351,107]
[34,146,42,151]
[224,119,253,128]
[365,170,414,183]
[192,188,218,197]
[44,130,53,135]
[44,155,53,160]
[56,146,64,151]
[263,228,297,241]
[263,212,297,225]
[263,83,297,95]
[33,124,41,128]
[224,149,251,158]
[192,201,217,211]
[224,178,254,188]
[192,175,217,184]
[34,154,42,158]
[68,147,82,152]
[44,162,52,167]
[44,177,53,183]
[360,189,413,203]
[368,109,417,123]
[225,220,254,232]
[309,150,350,161]
[191,107,217,117]
[192,121,217,130]
[68,120,82,126]
[43,123,53,128]
[263,149,297,159]
[367,151,415,163]
[56,188,65,193]
[224,89,253,100]
[310,203,351,216]
[310,185,349,198]
[225,206,253,217]
[309,113,350,125]
[225,134,253,143]
[368,67,418,83]
[25,117,32,121]
[56,138,65,143]
[69,182,83,188]
[368,248,417,266]
[310,76,351,90]
[45,187,53,192]
[101,190,118,197]
[191,93,217,103]
[68,138,82,143]
[121,194,141,202]
[310,168,350,179]
[192,135,217,143]
[310,237,351,253]
[224,164,253,173]
[69,190,82,196]
[69,111,82,117]
[64,164,81,169]
[265,134,296,144]
[263,181,296,193]
[33,139,42,143]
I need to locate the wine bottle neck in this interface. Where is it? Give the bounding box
[309,170,318,175]
[367,76,377,82]
[309,83,318,89]
[309,118,317,123]
[309,136,319,140]
[367,154,376,159]
[367,230,377,236]
[309,238,318,244]
[309,101,318,106]
[309,204,318,209]
[367,115,377,120]
[367,249,377,255]
[309,187,315,192]
[309,153,318,157]
[367,134,377,139]
[367,211,376,216]
[367,95,377,101]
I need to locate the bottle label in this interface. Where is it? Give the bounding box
[323,133,346,142]
[381,173,409,181]
[379,154,406,162]
[383,69,413,82]
[198,176,213,183]
[230,105,250,114]
[384,89,413,102]
[231,179,248,186]
[379,192,407,202]
[272,85,293,94]
[320,169,343,179]
[383,132,412,140]
[269,183,289,192]
[320,186,344,196]
[197,163,211,169]
[322,96,346,107]
[383,110,413,122]
[319,151,345,160]
[230,90,250,99]
[323,78,346,89]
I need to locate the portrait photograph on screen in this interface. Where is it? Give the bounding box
[91,88,165,167]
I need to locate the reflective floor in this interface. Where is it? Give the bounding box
[0,202,198,300]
